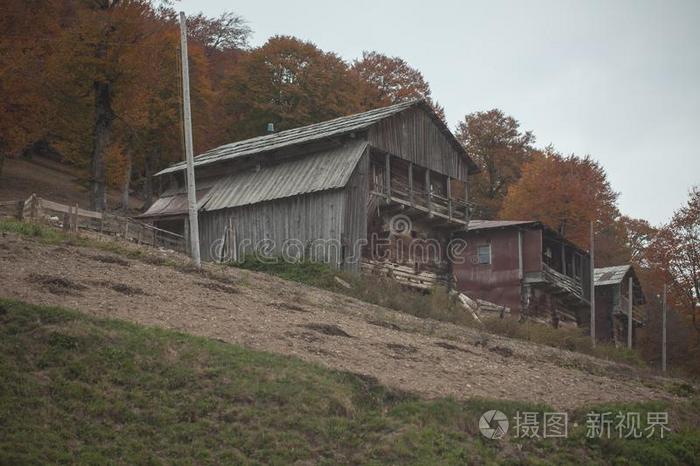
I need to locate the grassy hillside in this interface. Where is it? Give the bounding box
[1,299,699,465]
[0,156,142,211]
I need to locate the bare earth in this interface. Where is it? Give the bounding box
[0,232,679,410]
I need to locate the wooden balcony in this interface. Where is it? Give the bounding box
[370,180,471,227]
[369,151,473,228]
[614,295,645,324]
[525,263,588,305]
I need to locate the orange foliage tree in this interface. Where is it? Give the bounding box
[352,51,445,121]
[0,0,61,176]
[646,187,700,329]
[222,36,370,141]
[499,148,628,264]
[455,110,534,219]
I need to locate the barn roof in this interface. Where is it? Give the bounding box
[139,140,367,218]
[201,140,367,211]
[594,265,632,286]
[155,99,478,176]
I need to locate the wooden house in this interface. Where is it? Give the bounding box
[452,220,592,325]
[139,100,479,289]
[593,265,645,345]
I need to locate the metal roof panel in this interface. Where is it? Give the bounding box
[155,99,478,176]
[200,140,368,211]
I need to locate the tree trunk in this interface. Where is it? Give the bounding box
[89,79,113,212]
[121,154,131,212]
[142,153,153,210]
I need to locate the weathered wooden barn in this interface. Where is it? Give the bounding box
[594,265,646,345]
[452,220,592,325]
[140,100,479,288]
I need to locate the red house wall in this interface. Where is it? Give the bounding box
[453,228,542,316]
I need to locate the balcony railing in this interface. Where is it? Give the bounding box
[541,263,586,303]
[371,179,472,225]
[615,295,645,323]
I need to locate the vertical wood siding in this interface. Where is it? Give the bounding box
[198,190,346,267]
[368,107,470,181]
[342,150,369,272]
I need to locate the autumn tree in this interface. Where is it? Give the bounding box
[0,0,60,177]
[183,10,251,153]
[186,11,250,55]
[222,36,371,141]
[352,51,445,120]
[499,149,627,264]
[619,215,657,265]
[41,0,161,210]
[646,186,700,330]
[455,110,535,218]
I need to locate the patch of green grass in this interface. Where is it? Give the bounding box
[0,218,64,242]
[1,298,698,465]
[235,255,340,289]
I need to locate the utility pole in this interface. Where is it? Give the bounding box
[662,284,667,372]
[179,11,201,267]
[627,276,633,349]
[590,221,596,347]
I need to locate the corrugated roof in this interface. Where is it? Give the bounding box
[594,265,631,286]
[137,188,211,218]
[466,220,539,231]
[138,140,368,218]
[156,99,477,176]
[201,140,368,211]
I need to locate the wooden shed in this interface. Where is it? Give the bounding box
[452,220,592,325]
[594,264,646,345]
[140,100,479,289]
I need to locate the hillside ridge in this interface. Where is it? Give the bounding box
[0,228,682,409]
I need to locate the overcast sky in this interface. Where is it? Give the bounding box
[177,0,699,225]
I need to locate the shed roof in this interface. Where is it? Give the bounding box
[594,265,632,286]
[156,99,478,176]
[139,140,367,218]
[466,220,539,231]
[464,219,589,255]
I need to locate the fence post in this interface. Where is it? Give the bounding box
[63,212,70,233]
[29,194,38,222]
[15,200,24,221]
[72,203,78,233]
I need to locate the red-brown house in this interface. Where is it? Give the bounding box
[452,220,592,325]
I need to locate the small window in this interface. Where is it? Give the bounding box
[477,245,491,264]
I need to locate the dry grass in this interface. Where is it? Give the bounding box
[483,318,645,366]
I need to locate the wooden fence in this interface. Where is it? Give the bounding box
[1,194,186,253]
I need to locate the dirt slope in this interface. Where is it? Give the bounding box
[0,232,679,409]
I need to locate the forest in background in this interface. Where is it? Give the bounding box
[1,0,698,375]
